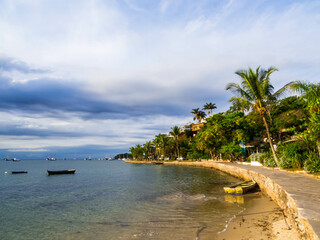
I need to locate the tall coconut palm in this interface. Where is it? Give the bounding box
[198,110,207,122]
[143,141,154,160]
[226,66,293,166]
[191,108,200,121]
[129,147,135,159]
[191,108,206,123]
[291,81,320,155]
[129,144,144,160]
[203,102,217,116]
[154,134,169,158]
[170,126,181,158]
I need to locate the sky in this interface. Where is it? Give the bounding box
[0,0,320,159]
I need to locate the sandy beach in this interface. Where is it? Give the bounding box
[126,161,302,239]
[217,192,299,240]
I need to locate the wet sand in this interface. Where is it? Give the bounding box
[125,161,303,239]
[217,192,299,240]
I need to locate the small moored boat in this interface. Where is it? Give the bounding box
[223,180,257,195]
[11,171,28,174]
[47,169,76,175]
[152,162,164,165]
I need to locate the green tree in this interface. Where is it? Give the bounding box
[129,144,144,160]
[169,126,181,158]
[195,123,224,159]
[143,141,154,160]
[191,108,207,123]
[196,112,252,160]
[270,96,307,142]
[226,66,293,166]
[153,134,169,159]
[292,81,320,155]
[191,108,200,119]
[203,102,217,116]
[197,111,206,122]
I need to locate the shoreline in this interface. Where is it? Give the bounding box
[217,191,299,240]
[125,160,310,239]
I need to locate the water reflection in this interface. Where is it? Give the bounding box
[224,195,245,204]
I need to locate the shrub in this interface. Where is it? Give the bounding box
[248,151,276,167]
[277,142,307,169]
[304,152,320,173]
[189,151,203,160]
[220,142,242,161]
[263,152,277,167]
[248,152,263,163]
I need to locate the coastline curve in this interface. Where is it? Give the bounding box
[126,160,319,240]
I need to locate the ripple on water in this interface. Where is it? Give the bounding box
[0,160,246,240]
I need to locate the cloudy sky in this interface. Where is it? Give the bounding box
[0,0,319,159]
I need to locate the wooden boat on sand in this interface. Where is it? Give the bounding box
[47,169,76,175]
[223,180,257,195]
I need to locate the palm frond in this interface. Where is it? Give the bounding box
[228,97,252,112]
[272,81,295,99]
[226,82,253,102]
[289,80,310,94]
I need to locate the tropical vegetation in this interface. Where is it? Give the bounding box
[128,67,320,173]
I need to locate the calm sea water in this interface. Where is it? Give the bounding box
[0,160,254,240]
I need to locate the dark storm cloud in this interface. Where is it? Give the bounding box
[0,56,229,121]
[0,81,185,117]
[0,76,189,119]
[0,125,91,138]
[0,56,190,118]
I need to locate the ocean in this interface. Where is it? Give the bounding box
[0,159,254,239]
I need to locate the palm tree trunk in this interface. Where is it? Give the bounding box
[176,142,180,158]
[317,141,320,157]
[262,115,280,166]
[209,150,213,159]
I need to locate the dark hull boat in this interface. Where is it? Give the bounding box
[47,169,76,175]
[11,171,28,174]
[152,162,164,165]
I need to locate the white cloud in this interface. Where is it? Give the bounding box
[0,0,320,153]
[1,1,319,99]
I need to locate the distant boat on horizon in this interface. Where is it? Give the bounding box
[3,157,20,162]
[46,157,56,161]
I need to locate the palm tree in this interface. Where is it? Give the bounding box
[129,147,135,159]
[143,141,154,160]
[170,126,181,158]
[154,134,169,159]
[203,102,217,116]
[191,108,206,123]
[226,66,293,166]
[191,108,200,121]
[228,98,251,113]
[198,110,206,122]
[129,144,144,160]
[291,81,320,155]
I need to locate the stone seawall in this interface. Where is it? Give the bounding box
[126,160,319,240]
